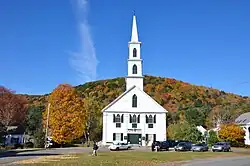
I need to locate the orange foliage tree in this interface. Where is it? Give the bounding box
[218,123,245,147]
[0,86,28,133]
[44,84,86,145]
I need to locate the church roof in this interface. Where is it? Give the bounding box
[101,85,136,112]
[101,85,167,113]
[235,112,250,124]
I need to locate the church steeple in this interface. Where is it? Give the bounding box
[126,14,144,91]
[131,15,139,42]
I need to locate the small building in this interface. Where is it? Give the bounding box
[235,112,250,145]
[196,126,207,136]
[101,14,168,146]
[4,125,25,146]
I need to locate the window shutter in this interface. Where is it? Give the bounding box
[154,115,156,123]
[113,133,116,141]
[121,133,123,141]
[146,115,148,123]
[121,114,124,123]
[137,115,140,123]
[153,134,156,141]
[129,115,132,123]
[146,134,148,141]
[113,114,115,123]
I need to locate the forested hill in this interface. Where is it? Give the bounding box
[25,75,250,129]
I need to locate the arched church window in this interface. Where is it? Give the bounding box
[132,94,137,107]
[132,114,137,123]
[133,48,137,57]
[132,65,137,74]
[115,114,121,122]
[148,115,153,123]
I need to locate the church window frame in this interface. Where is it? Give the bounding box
[146,114,156,128]
[133,48,137,57]
[148,115,153,123]
[115,114,121,123]
[113,114,124,128]
[131,114,138,128]
[132,94,137,107]
[132,64,137,74]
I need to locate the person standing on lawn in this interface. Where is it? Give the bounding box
[151,142,155,152]
[92,141,99,156]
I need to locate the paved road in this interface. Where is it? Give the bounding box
[184,156,250,166]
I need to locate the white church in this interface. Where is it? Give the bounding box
[102,15,168,146]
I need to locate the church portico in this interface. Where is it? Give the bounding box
[101,14,167,146]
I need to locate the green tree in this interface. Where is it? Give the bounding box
[167,121,203,143]
[33,129,45,148]
[207,130,218,145]
[25,105,44,135]
[184,107,205,126]
[83,97,102,143]
[184,126,203,143]
[23,105,45,147]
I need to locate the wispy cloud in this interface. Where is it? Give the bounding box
[70,0,98,83]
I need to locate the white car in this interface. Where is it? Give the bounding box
[108,142,131,151]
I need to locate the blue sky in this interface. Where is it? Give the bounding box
[0,0,250,96]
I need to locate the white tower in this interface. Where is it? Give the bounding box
[126,14,144,91]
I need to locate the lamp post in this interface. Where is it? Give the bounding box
[44,103,50,149]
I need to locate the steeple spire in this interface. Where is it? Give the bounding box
[131,14,139,42]
[126,14,143,91]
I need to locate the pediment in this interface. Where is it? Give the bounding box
[102,86,167,113]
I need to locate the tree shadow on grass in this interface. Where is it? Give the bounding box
[0,150,59,158]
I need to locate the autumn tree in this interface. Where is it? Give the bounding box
[0,86,28,137]
[44,84,86,145]
[218,123,245,147]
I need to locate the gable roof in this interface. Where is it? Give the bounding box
[101,85,167,113]
[235,112,250,124]
[101,85,136,112]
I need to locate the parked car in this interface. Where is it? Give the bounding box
[154,141,170,151]
[109,142,131,151]
[191,143,209,152]
[211,142,231,152]
[174,142,192,151]
[167,140,180,148]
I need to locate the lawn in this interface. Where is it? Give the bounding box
[17,151,249,166]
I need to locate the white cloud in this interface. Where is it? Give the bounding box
[70,0,98,83]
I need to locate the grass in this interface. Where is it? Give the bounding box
[17,151,250,166]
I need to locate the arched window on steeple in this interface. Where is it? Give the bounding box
[133,48,137,57]
[132,94,137,107]
[132,65,137,74]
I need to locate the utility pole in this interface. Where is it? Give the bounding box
[44,103,50,149]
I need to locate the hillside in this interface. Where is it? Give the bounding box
[25,75,250,128]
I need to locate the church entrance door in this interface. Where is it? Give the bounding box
[128,134,141,144]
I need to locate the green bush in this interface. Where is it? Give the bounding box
[24,142,34,148]
[207,130,218,145]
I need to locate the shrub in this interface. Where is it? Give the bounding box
[218,123,245,147]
